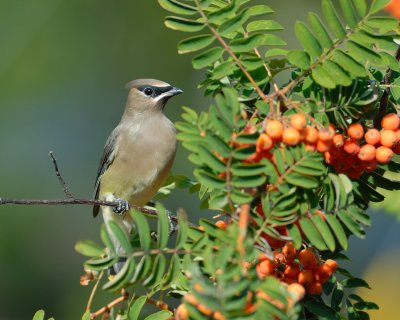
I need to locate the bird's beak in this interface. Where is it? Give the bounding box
[168,86,183,96]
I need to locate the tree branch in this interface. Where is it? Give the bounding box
[0,152,178,223]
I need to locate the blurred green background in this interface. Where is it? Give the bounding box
[0,1,399,319]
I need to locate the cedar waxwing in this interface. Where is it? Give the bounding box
[93,79,182,263]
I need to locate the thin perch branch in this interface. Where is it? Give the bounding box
[49,151,74,198]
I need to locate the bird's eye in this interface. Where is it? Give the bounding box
[143,87,154,96]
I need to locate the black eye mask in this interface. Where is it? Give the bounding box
[138,85,173,97]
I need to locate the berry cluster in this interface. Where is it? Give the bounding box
[256,244,338,296]
[249,112,400,179]
[324,113,400,179]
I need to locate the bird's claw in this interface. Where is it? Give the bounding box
[113,199,129,215]
[167,210,178,235]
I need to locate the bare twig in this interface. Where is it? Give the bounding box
[49,151,74,198]
[86,271,104,312]
[91,289,129,319]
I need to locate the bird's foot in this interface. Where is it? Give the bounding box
[113,198,129,215]
[167,210,178,236]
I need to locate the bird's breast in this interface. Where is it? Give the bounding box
[99,116,176,206]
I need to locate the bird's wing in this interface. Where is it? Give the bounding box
[93,128,119,217]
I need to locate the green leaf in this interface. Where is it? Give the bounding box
[143,253,167,287]
[339,0,358,28]
[197,145,227,172]
[354,301,379,310]
[85,256,117,271]
[284,172,319,189]
[326,214,348,250]
[370,0,391,14]
[265,48,289,58]
[346,41,383,65]
[287,50,311,69]
[364,17,399,33]
[101,224,116,254]
[175,210,188,248]
[158,0,197,15]
[230,162,269,176]
[333,49,368,77]
[207,1,236,24]
[295,21,322,59]
[144,310,173,320]
[247,20,284,32]
[82,311,91,320]
[164,16,204,32]
[308,12,333,49]
[32,310,45,320]
[192,47,224,69]
[342,277,371,289]
[287,223,302,249]
[205,134,231,157]
[304,300,337,318]
[231,175,266,188]
[128,296,147,320]
[312,65,336,89]
[311,214,336,251]
[338,209,365,238]
[230,34,286,52]
[156,203,169,249]
[178,34,215,54]
[212,61,236,79]
[322,60,352,86]
[246,4,274,16]
[108,220,132,253]
[103,257,136,291]
[218,10,249,36]
[322,0,346,39]
[75,240,104,257]
[162,254,181,287]
[194,169,226,189]
[352,0,367,17]
[131,210,151,250]
[299,217,327,250]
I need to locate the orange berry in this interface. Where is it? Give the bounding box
[283,127,301,146]
[256,133,274,152]
[215,220,227,230]
[382,113,400,130]
[213,311,225,320]
[317,264,333,278]
[376,146,394,164]
[175,304,189,320]
[364,128,381,146]
[274,251,286,265]
[318,127,334,142]
[265,120,284,140]
[282,242,297,262]
[184,293,198,305]
[307,281,323,295]
[343,139,360,156]
[347,123,364,141]
[284,262,301,279]
[385,0,400,19]
[298,269,314,286]
[287,283,306,301]
[332,133,345,148]
[358,144,376,162]
[197,304,213,317]
[380,129,398,148]
[256,259,277,278]
[290,113,307,131]
[316,139,331,153]
[298,248,318,270]
[324,259,338,271]
[304,126,318,144]
[305,143,316,151]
